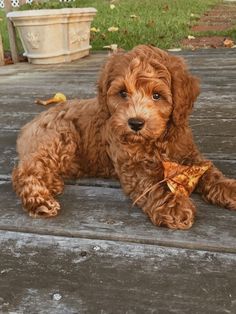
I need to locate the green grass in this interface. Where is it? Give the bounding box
[84,0,222,50]
[0,0,228,52]
[0,10,9,51]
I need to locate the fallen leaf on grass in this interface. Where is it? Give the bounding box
[167,48,182,52]
[130,14,138,19]
[35,93,67,106]
[163,4,169,11]
[190,13,200,19]
[187,35,196,40]
[162,161,211,196]
[146,20,156,28]
[223,38,234,48]
[103,44,118,52]
[108,26,119,32]
[91,27,100,33]
[100,33,107,40]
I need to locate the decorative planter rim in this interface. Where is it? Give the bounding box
[7,7,97,19]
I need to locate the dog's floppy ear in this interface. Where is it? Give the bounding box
[97,56,112,107]
[167,55,200,126]
[97,50,126,110]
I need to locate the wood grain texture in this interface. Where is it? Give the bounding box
[0,181,236,253]
[0,230,236,314]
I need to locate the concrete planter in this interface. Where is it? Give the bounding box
[7,8,97,64]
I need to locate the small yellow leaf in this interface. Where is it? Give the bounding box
[108,26,119,32]
[53,93,67,102]
[187,35,195,40]
[91,27,100,33]
[110,4,115,9]
[167,48,182,52]
[35,93,67,106]
[130,14,138,19]
[103,44,118,52]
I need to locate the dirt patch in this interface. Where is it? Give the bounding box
[191,24,233,32]
[3,52,27,65]
[181,3,236,49]
[182,36,228,49]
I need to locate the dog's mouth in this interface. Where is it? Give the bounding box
[119,124,167,144]
[120,129,150,144]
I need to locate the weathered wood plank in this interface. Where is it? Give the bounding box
[1,182,236,253]
[0,230,236,313]
[193,104,236,119]
[1,71,236,89]
[1,66,236,80]
[0,98,235,120]
[195,135,236,160]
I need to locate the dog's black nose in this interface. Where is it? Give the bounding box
[128,118,145,131]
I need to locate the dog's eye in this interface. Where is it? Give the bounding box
[152,93,160,101]
[119,90,128,98]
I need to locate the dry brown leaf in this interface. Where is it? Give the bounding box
[146,20,156,28]
[162,161,211,196]
[223,38,234,48]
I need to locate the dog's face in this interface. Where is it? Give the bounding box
[106,56,173,143]
[99,45,200,144]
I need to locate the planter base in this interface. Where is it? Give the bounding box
[26,46,91,65]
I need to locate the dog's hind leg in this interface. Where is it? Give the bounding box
[12,120,80,218]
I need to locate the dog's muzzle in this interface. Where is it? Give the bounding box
[128,118,145,132]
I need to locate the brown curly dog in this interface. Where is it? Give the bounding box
[12,45,236,229]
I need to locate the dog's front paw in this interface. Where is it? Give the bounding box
[28,198,60,218]
[149,195,196,230]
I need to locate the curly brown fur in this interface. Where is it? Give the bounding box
[12,45,236,228]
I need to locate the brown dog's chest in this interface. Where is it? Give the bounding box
[106,141,164,180]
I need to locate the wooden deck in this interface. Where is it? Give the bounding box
[0,49,236,313]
